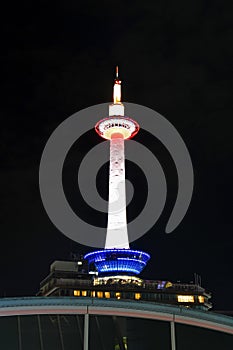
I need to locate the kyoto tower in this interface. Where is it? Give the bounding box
[84,68,150,276]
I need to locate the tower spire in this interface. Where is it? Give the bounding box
[113,66,122,104]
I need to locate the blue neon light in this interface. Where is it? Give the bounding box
[84,249,150,276]
[84,249,150,259]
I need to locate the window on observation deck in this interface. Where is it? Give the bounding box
[105,292,111,298]
[177,295,194,303]
[115,292,121,299]
[97,291,103,298]
[81,290,87,297]
[135,293,141,300]
[74,290,80,296]
[198,295,205,303]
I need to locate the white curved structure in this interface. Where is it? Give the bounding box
[95,67,139,249]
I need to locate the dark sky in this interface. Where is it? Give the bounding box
[1,1,232,310]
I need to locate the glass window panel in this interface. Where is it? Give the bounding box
[20,315,41,350]
[60,315,84,350]
[39,315,63,350]
[91,315,118,349]
[126,317,170,350]
[90,315,171,350]
[0,314,84,350]
[176,324,233,350]
[0,316,19,350]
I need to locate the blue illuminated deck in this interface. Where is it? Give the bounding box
[84,249,150,276]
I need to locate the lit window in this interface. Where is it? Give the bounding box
[135,293,141,300]
[81,291,87,297]
[177,295,194,303]
[105,292,110,299]
[115,292,121,299]
[97,291,103,298]
[198,295,205,303]
[74,290,80,297]
[91,291,96,297]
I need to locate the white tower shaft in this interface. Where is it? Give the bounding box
[105,134,129,249]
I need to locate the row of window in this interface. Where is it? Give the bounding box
[103,122,131,130]
[73,290,205,303]
[178,295,205,303]
[74,290,141,300]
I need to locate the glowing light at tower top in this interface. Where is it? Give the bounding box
[113,65,121,104]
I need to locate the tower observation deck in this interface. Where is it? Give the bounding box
[84,68,150,276]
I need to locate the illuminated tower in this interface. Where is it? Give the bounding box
[84,68,150,276]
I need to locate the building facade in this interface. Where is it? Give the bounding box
[37,259,212,311]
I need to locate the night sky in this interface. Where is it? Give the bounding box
[1,1,233,311]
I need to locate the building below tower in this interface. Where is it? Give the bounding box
[37,257,212,311]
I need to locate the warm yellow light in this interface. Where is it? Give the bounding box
[113,81,121,104]
[115,337,128,350]
[198,295,205,303]
[97,291,103,298]
[103,127,131,140]
[94,275,142,286]
[105,292,111,299]
[165,282,173,288]
[74,290,80,296]
[81,290,87,297]
[177,295,194,303]
[135,293,141,300]
[115,292,121,299]
[91,291,96,297]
